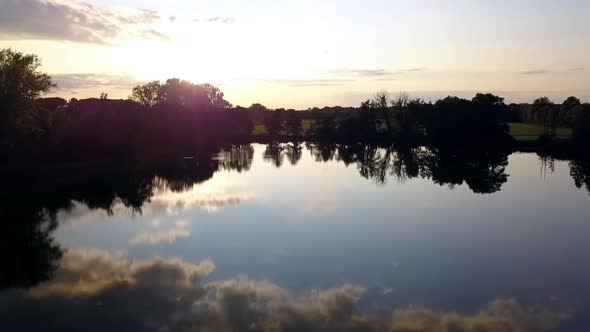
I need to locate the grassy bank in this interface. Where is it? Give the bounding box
[508,123,573,141]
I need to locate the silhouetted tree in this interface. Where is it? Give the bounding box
[559,96,582,126]
[533,97,557,136]
[312,116,336,138]
[286,111,303,137]
[264,110,285,136]
[373,91,392,134]
[572,104,590,146]
[0,48,54,146]
[130,80,164,107]
[249,103,269,112]
[391,92,413,134]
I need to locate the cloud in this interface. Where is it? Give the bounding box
[139,29,171,42]
[398,67,426,73]
[375,78,400,81]
[0,0,168,44]
[258,78,354,87]
[521,70,549,75]
[328,69,394,77]
[326,67,426,81]
[52,73,138,91]
[0,250,573,332]
[194,16,237,24]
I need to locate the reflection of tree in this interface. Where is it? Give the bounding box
[156,157,219,193]
[335,143,510,192]
[570,157,590,195]
[284,142,303,165]
[263,142,285,168]
[218,145,255,172]
[306,142,337,162]
[422,148,509,194]
[0,204,63,290]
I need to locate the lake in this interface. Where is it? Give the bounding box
[1,143,589,332]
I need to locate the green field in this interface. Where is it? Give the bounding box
[508,123,573,141]
[253,121,574,141]
[252,119,316,136]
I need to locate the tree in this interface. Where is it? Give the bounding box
[130,80,163,107]
[249,103,268,112]
[130,79,231,112]
[99,92,108,100]
[391,92,412,134]
[533,97,556,136]
[0,49,54,146]
[572,104,590,146]
[200,83,232,110]
[264,110,284,136]
[373,91,392,134]
[561,96,581,111]
[285,111,303,137]
[472,93,505,107]
[560,96,582,127]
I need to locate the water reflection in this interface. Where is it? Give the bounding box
[0,249,573,332]
[1,143,590,331]
[570,158,590,195]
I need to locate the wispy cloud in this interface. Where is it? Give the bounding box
[520,69,549,75]
[0,0,168,44]
[139,29,171,42]
[328,69,393,77]
[52,73,138,91]
[258,78,354,87]
[398,67,426,73]
[194,16,237,24]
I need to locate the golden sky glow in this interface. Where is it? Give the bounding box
[1,0,588,108]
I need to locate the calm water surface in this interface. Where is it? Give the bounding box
[1,143,589,331]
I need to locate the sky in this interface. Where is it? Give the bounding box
[0,0,588,108]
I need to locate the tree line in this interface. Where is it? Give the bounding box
[2,48,590,163]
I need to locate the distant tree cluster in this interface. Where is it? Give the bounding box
[2,48,590,162]
[130,79,232,111]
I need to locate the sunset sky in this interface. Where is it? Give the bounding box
[1,0,588,108]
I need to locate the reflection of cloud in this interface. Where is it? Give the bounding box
[130,227,190,246]
[59,186,256,230]
[0,0,168,44]
[150,187,256,214]
[0,251,573,332]
[29,248,215,298]
[391,298,572,332]
[304,198,338,216]
[130,219,192,246]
